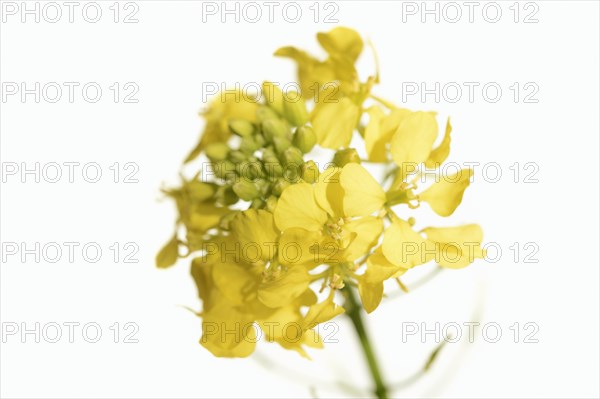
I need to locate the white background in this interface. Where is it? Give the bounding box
[1,1,599,398]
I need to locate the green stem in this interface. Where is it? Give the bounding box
[343,286,389,399]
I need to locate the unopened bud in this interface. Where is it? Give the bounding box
[250,198,265,209]
[301,160,320,184]
[272,178,291,196]
[273,136,292,154]
[236,160,262,180]
[229,150,247,164]
[283,92,309,126]
[229,119,255,137]
[255,178,271,196]
[262,118,289,142]
[216,185,239,206]
[281,147,304,167]
[265,196,278,213]
[241,135,259,154]
[214,160,237,180]
[262,148,284,178]
[233,180,260,201]
[293,125,317,153]
[253,133,266,148]
[333,148,361,167]
[256,106,280,123]
[263,81,284,115]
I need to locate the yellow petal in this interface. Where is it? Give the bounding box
[212,261,258,305]
[274,183,328,232]
[317,27,364,62]
[314,166,344,217]
[187,203,230,233]
[258,266,310,308]
[200,303,256,358]
[382,106,411,127]
[423,224,485,269]
[382,219,433,268]
[358,280,384,314]
[420,169,473,217]
[311,97,359,149]
[278,227,324,268]
[425,117,452,168]
[363,247,406,284]
[364,106,387,162]
[191,256,216,310]
[343,216,384,261]
[390,111,438,178]
[340,163,386,217]
[231,209,279,262]
[274,46,336,99]
[303,296,345,330]
[257,305,302,342]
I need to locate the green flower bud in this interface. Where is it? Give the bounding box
[254,133,266,148]
[228,119,254,137]
[240,135,259,155]
[250,198,265,209]
[265,196,278,213]
[264,161,283,178]
[301,160,320,184]
[293,125,317,153]
[262,148,283,178]
[256,106,280,123]
[213,160,237,180]
[262,148,278,163]
[255,178,271,196]
[228,150,247,164]
[236,160,262,180]
[262,81,284,115]
[273,136,292,154]
[261,118,289,142]
[333,148,361,167]
[232,180,260,201]
[272,178,290,197]
[216,185,239,206]
[283,92,309,126]
[205,142,230,162]
[281,146,304,167]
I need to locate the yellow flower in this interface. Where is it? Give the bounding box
[276,27,374,149]
[375,111,473,217]
[190,209,345,358]
[275,27,362,100]
[274,163,385,264]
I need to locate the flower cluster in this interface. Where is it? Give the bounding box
[157,27,485,358]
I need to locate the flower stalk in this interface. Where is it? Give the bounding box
[344,286,389,399]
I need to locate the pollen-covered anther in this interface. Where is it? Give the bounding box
[329,273,345,290]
